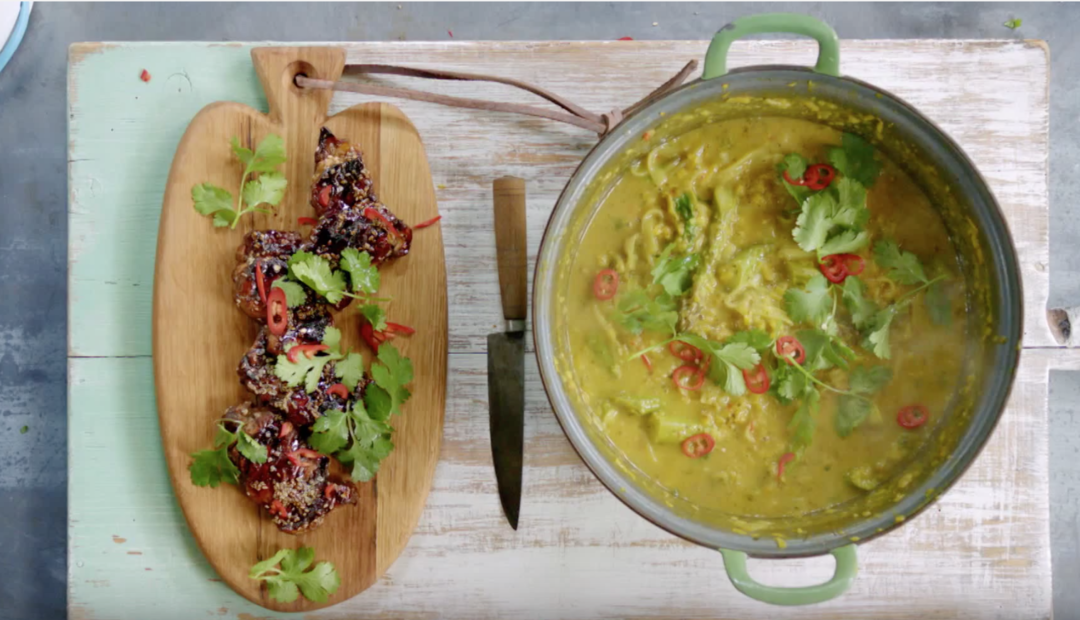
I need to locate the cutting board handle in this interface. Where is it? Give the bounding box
[250,46,346,213]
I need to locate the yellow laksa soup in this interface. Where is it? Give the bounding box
[560,116,965,519]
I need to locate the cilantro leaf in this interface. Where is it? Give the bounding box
[788,388,820,454]
[360,304,387,331]
[370,343,413,417]
[827,133,881,188]
[243,134,288,175]
[363,384,394,421]
[272,279,308,308]
[849,365,893,394]
[676,334,760,396]
[784,273,834,327]
[322,326,342,353]
[797,329,854,372]
[249,547,340,604]
[674,192,695,239]
[335,352,365,392]
[308,409,351,455]
[841,276,878,330]
[189,447,239,488]
[236,431,269,464]
[708,360,747,396]
[792,192,835,252]
[835,395,873,438]
[230,137,256,168]
[864,307,896,359]
[772,363,808,404]
[192,183,236,225]
[777,153,813,205]
[833,178,870,228]
[874,240,929,285]
[288,251,348,304]
[340,248,380,294]
[726,329,772,351]
[275,333,343,393]
[817,229,870,256]
[651,244,700,297]
[614,289,679,335]
[242,171,287,209]
[1004,18,1022,29]
[926,279,951,326]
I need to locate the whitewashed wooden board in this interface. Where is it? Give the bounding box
[69,40,1053,619]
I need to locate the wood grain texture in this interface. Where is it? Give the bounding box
[151,47,447,611]
[492,176,528,321]
[69,40,1053,619]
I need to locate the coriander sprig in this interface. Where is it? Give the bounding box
[250,547,340,604]
[192,134,288,229]
[188,420,268,488]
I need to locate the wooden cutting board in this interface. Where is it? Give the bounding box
[151,46,447,612]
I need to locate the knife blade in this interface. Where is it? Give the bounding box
[488,176,527,530]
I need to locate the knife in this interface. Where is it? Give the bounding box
[488,176,527,530]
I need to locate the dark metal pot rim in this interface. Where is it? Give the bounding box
[532,65,1023,558]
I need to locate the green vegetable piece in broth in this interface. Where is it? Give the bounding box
[646,414,705,444]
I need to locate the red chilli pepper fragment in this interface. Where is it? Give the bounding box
[783,167,820,187]
[593,269,619,300]
[360,322,386,352]
[317,186,332,209]
[140,69,151,82]
[804,164,837,190]
[743,364,770,394]
[681,433,715,459]
[668,340,703,362]
[776,335,806,365]
[819,253,865,283]
[327,383,350,400]
[777,452,796,480]
[286,344,330,364]
[641,353,653,374]
[298,216,318,227]
[363,207,402,240]
[414,215,442,229]
[618,36,634,41]
[385,322,416,336]
[897,404,930,429]
[266,287,288,337]
[254,260,268,305]
[672,365,706,391]
[278,421,294,439]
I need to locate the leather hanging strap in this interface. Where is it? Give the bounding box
[295,59,698,136]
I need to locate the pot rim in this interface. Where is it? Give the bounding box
[532,64,1023,558]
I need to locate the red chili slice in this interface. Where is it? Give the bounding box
[593,269,619,300]
[414,215,442,229]
[669,340,703,362]
[776,336,806,365]
[294,448,322,460]
[777,452,796,480]
[327,383,350,400]
[364,206,402,240]
[818,254,849,283]
[782,166,820,187]
[317,185,333,209]
[839,253,865,276]
[360,322,385,352]
[278,421,294,439]
[743,364,770,394]
[140,69,151,82]
[681,433,715,458]
[266,287,288,337]
[298,216,318,227]
[286,344,329,363]
[804,164,837,190]
[385,322,416,336]
[897,404,930,429]
[672,365,706,391]
[254,260,268,304]
[641,353,653,374]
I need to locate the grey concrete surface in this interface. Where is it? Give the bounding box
[0,3,1076,619]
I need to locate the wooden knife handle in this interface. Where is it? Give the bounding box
[493,176,527,321]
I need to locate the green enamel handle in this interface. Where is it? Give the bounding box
[703,13,841,79]
[719,544,858,606]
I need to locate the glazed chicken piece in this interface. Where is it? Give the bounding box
[225,402,356,534]
[311,127,377,216]
[232,230,304,320]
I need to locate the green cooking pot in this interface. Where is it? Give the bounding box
[532,13,1022,606]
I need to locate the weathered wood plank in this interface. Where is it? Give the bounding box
[69,40,1052,359]
[69,349,1057,619]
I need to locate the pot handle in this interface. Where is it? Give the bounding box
[718,544,858,606]
[702,13,841,80]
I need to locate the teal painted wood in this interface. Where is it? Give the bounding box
[68,43,265,358]
[68,358,296,619]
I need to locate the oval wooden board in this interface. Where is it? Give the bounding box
[151,47,447,612]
